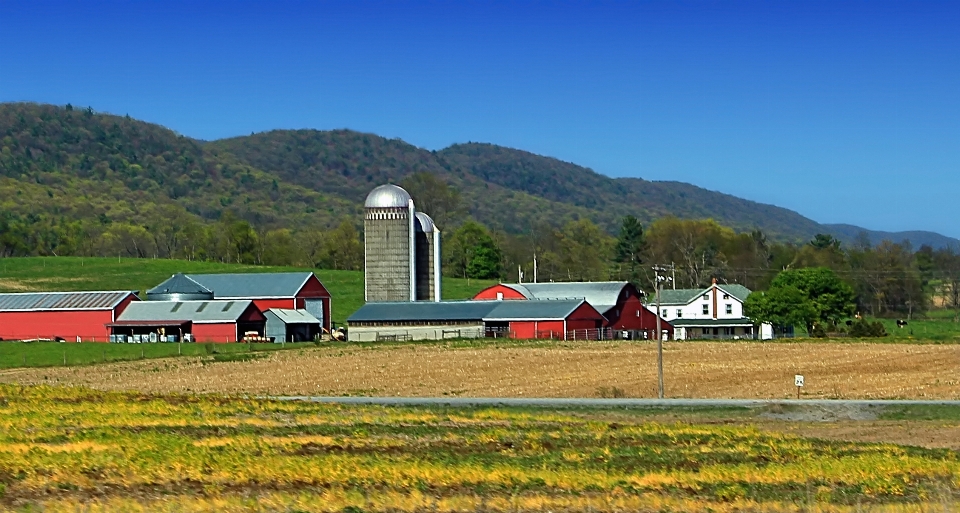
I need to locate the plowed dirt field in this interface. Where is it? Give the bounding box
[2,341,958,400]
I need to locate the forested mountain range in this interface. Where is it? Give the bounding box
[0,102,954,260]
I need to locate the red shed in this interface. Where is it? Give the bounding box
[0,291,139,342]
[475,281,672,340]
[149,272,331,331]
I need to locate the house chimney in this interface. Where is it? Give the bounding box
[711,277,718,320]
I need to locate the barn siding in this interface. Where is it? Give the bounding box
[192,323,238,343]
[0,311,114,342]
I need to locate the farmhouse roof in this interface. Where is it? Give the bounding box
[652,289,704,306]
[183,272,317,299]
[500,282,632,312]
[651,283,753,306]
[347,299,596,323]
[718,284,752,302]
[0,291,137,312]
[115,300,256,324]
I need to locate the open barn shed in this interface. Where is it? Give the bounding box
[108,300,265,343]
[264,308,322,342]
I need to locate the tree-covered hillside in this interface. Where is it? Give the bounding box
[1,102,955,265]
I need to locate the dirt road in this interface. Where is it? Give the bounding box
[2,341,958,400]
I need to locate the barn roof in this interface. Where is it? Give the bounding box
[146,274,212,296]
[484,300,598,320]
[0,291,136,312]
[348,301,498,322]
[115,300,256,324]
[183,272,318,299]
[500,282,631,313]
[347,299,598,323]
[265,308,321,325]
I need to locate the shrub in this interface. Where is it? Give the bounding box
[849,318,888,337]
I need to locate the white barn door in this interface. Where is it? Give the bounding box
[304,299,325,328]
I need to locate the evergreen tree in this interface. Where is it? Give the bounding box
[614,215,645,282]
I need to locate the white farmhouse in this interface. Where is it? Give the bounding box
[648,278,772,340]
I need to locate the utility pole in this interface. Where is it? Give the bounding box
[653,265,673,399]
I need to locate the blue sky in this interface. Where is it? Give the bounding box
[2,1,959,237]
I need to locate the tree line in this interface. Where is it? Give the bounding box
[3,170,959,322]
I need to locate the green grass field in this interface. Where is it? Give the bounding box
[0,257,497,327]
[0,340,319,370]
[870,315,960,342]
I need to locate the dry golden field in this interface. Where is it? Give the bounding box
[1,340,958,400]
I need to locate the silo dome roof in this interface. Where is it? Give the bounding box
[364,184,412,208]
[414,212,435,232]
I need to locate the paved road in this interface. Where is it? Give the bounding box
[274,396,960,408]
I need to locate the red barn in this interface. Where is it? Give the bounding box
[482,300,605,340]
[0,291,139,342]
[148,272,331,331]
[475,282,672,340]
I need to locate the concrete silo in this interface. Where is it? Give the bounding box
[363,184,416,301]
[414,212,441,302]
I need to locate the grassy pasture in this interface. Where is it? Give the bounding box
[1,385,959,512]
[0,341,318,370]
[0,256,496,327]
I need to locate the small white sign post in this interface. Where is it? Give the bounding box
[795,374,804,399]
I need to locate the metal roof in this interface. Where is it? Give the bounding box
[116,300,255,324]
[184,272,316,299]
[364,184,412,208]
[501,282,630,313]
[484,300,595,320]
[146,274,213,296]
[348,301,498,323]
[414,212,435,232]
[0,291,136,312]
[348,299,596,323]
[265,308,321,324]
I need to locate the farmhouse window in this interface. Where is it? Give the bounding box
[723,294,730,300]
[661,309,667,317]
[702,294,708,300]
[725,304,732,314]
[702,328,710,335]
[676,309,682,318]
[702,304,709,315]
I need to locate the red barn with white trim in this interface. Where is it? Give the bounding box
[475,281,672,339]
